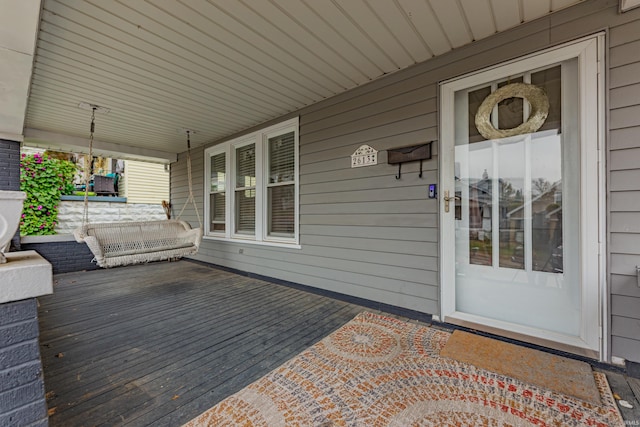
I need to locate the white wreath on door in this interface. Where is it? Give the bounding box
[474,82,550,140]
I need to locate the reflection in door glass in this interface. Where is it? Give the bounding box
[466,87,493,266]
[468,165,493,266]
[498,139,525,269]
[531,66,563,273]
[530,150,563,273]
[496,77,526,269]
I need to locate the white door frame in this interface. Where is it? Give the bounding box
[439,34,606,360]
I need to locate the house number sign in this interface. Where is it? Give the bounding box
[351,145,378,168]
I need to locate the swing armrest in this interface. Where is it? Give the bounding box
[73,226,86,243]
[83,235,105,261]
[74,227,105,261]
[180,227,203,250]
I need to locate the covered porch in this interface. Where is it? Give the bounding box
[2,0,640,424]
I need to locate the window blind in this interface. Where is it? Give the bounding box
[268,132,295,237]
[210,153,226,192]
[209,153,225,232]
[235,144,256,234]
[268,186,294,236]
[209,193,225,231]
[268,131,295,184]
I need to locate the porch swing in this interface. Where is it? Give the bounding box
[73,104,202,268]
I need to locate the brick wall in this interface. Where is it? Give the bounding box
[20,241,98,274]
[1,139,21,251]
[0,299,48,427]
[0,139,20,191]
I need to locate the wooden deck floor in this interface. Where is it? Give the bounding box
[38,260,366,426]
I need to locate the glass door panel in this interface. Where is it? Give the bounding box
[452,60,581,337]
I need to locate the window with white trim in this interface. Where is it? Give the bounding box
[204,117,299,246]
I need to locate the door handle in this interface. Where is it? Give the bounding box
[443,190,460,213]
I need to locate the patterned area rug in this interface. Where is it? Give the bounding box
[183,312,624,427]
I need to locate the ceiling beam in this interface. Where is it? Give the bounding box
[24,128,177,164]
[0,131,24,142]
[0,0,41,138]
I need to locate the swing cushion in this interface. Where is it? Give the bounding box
[74,219,202,268]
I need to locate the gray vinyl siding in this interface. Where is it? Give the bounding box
[173,116,440,314]
[172,0,640,363]
[607,3,640,363]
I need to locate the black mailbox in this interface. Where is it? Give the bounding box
[387,142,432,179]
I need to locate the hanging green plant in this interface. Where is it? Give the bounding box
[19,152,78,235]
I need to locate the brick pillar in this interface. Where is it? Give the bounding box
[0,140,48,424]
[0,299,48,426]
[0,139,22,251]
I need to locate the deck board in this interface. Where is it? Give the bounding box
[39,260,366,426]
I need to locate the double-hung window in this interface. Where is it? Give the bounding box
[204,117,299,246]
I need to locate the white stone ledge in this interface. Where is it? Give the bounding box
[54,201,167,235]
[0,251,53,304]
[21,234,76,243]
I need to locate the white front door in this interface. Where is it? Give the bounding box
[440,36,604,358]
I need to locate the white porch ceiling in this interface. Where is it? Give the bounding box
[22,0,584,162]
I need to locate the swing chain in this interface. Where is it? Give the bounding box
[81,107,96,232]
[176,130,202,230]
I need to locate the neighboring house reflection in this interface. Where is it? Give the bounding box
[466,171,563,273]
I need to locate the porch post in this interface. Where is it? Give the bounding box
[0,143,51,426]
[0,0,51,421]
